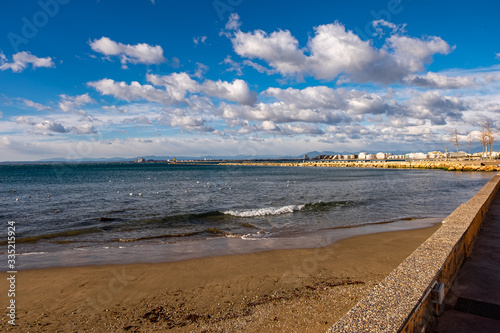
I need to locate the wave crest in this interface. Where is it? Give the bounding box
[222,204,305,217]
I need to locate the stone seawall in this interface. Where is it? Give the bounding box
[328,173,500,332]
[300,160,500,172]
[222,160,500,172]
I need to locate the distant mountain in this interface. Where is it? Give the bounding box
[14,142,500,164]
[139,154,296,161]
[301,151,338,158]
[36,157,132,163]
[32,154,298,163]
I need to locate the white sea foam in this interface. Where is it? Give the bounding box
[242,230,269,239]
[223,204,305,217]
[224,234,241,238]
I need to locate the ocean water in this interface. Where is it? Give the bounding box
[0,163,494,269]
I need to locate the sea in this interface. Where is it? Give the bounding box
[0,163,494,269]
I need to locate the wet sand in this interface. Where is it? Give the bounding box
[0,224,440,332]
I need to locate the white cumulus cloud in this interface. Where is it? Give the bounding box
[229,18,453,84]
[386,35,453,74]
[254,122,325,136]
[372,19,406,37]
[146,73,199,101]
[225,13,241,31]
[88,79,176,104]
[90,72,257,106]
[403,72,476,89]
[402,90,466,125]
[16,116,35,125]
[242,60,276,75]
[201,79,257,105]
[23,99,50,111]
[121,115,154,125]
[89,37,165,68]
[72,124,97,134]
[0,51,55,72]
[262,86,391,118]
[232,29,307,77]
[168,115,205,128]
[32,120,68,133]
[59,93,96,112]
[222,55,244,76]
[193,36,207,45]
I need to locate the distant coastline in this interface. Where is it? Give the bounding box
[221,159,500,172]
[2,158,499,172]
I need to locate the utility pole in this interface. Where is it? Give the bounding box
[450,129,460,161]
[467,134,473,158]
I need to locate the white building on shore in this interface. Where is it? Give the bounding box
[388,155,405,159]
[366,154,376,160]
[375,152,392,159]
[427,151,445,159]
[448,151,468,158]
[406,152,428,159]
[359,152,383,160]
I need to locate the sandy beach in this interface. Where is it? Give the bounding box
[1,223,440,332]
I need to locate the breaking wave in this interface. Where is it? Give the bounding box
[222,200,352,217]
[222,204,305,217]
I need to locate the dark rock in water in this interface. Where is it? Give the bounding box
[100,217,116,222]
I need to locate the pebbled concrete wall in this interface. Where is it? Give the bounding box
[328,173,500,333]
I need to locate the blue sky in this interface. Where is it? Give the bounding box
[1,0,499,161]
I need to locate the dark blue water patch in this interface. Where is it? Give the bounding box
[0,163,494,255]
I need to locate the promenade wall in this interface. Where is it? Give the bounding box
[328,172,500,332]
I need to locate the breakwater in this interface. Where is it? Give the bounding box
[222,160,500,171]
[328,172,500,332]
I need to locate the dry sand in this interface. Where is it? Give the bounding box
[1,224,440,332]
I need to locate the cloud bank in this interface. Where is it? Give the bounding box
[227,15,453,84]
[88,73,257,106]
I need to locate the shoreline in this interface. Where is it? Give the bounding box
[221,160,500,172]
[1,223,441,332]
[14,217,442,270]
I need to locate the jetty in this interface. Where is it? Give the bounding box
[221,160,500,172]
